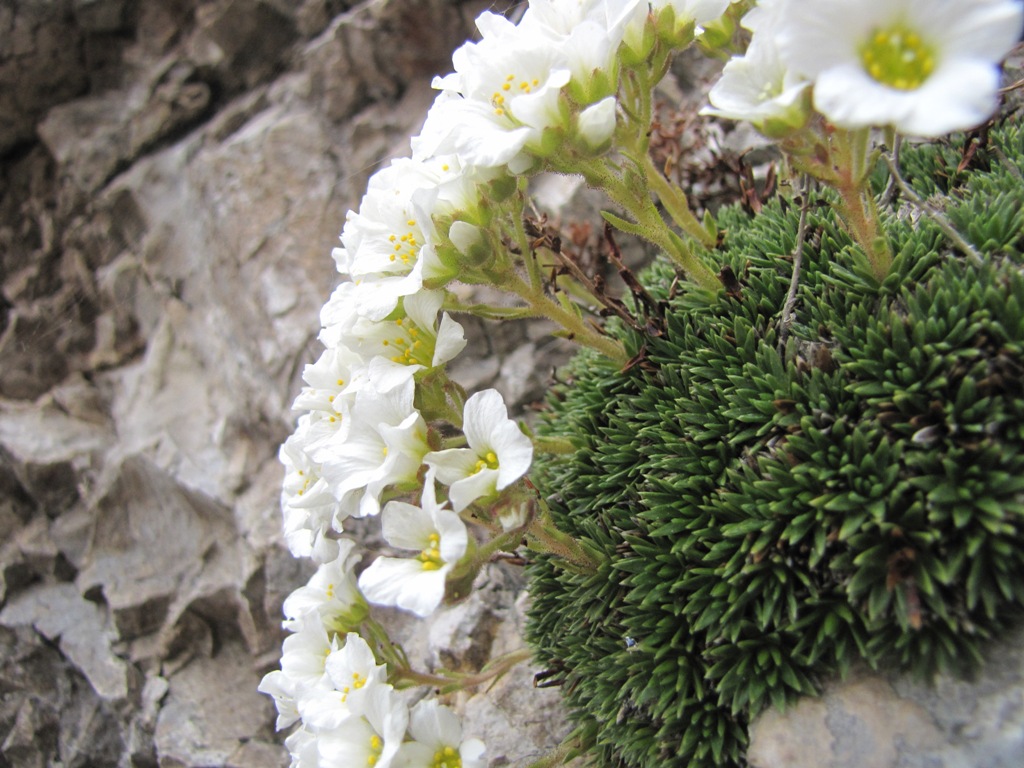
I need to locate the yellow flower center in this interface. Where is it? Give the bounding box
[387,218,420,265]
[339,670,367,703]
[367,734,383,766]
[295,470,311,497]
[418,532,444,571]
[431,745,462,768]
[388,320,427,366]
[491,73,540,116]
[859,24,936,90]
[473,450,499,474]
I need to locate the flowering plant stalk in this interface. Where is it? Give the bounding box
[261,1,1024,766]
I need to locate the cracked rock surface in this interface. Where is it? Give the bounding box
[0,1,574,765]
[3,2,1023,767]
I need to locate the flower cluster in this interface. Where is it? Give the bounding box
[260,626,485,768]
[262,0,1023,764]
[705,0,1023,137]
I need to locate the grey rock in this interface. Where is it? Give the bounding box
[0,1,88,155]
[37,58,214,200]
[0,397,111,513]
[0,516,61,605]
[457,590,576,768]
[303,0,473,124]
[748,626,1024,768]
[73,0,130,33]
[0,307,75,400]
[154,642,280,768]
[0,625,124,768]
[0,582,130,702]
[189,0,298,94]
[427,567,513,674]
[70,455,264,655]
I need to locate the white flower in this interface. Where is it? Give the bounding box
[394,699,486,768]
[357,480,469,618]
[292,346,363,416]
[318,684,408,768]
[775,0,1024,136]
[325,634,387,711]
[332,158,458,320]
[282,539,367,634]
[347,291,467,393]
[319,281,362,349]
[518,0,642,103]
[284,726,322,768]
[279,420,342,560]
[300,633,389,731]
[415,12,572,172]
[576,96,619,150]
[740,0,784,32]
[258,669,302,731]
[279,617,340,692]
[311,378,428,520]
[424,389,533,512]
[701,31,811,131]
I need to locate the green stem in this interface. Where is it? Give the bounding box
[391,647,534,692]
[534,435,576,455]
[508,182,546,294]
[526,502,605,571]
[449,526,525,583]
[644,154,717,249]
[501,269,629,365]
[833,171,892,281]
[361,617,410,671]
[575,157,721,291]
[442,300,538,321]
[819,126,892,282]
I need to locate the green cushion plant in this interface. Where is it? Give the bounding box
[526,119,1024,767]
[261,1,1024,764]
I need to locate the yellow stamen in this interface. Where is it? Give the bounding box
[859,23,936,90]
[418,532,444,571]
[431,745,463,768]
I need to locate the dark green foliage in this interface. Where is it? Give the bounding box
[526,120,1024,768]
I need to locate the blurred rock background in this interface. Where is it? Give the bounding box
[3,1,1023,766]
[0,1,580,765]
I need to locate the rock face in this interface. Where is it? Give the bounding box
[3,2,1023,767]
[747,625,1024,768]
[0,1,574,765]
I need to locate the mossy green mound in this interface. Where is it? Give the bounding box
[526,120,1024,767]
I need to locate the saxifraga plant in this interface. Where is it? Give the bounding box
[526,119,1024,768]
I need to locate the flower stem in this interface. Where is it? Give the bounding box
[778,175,812,350]
[830,127,892,281]
[391,647,534,693]
[644,154,717,249]
[451,526,524,582]
[533,435,576,455]
[574,156,721,291]
[508,181,546,293]
[361,616,410,671]
[525,501,606,572]
[498,269,629,365]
